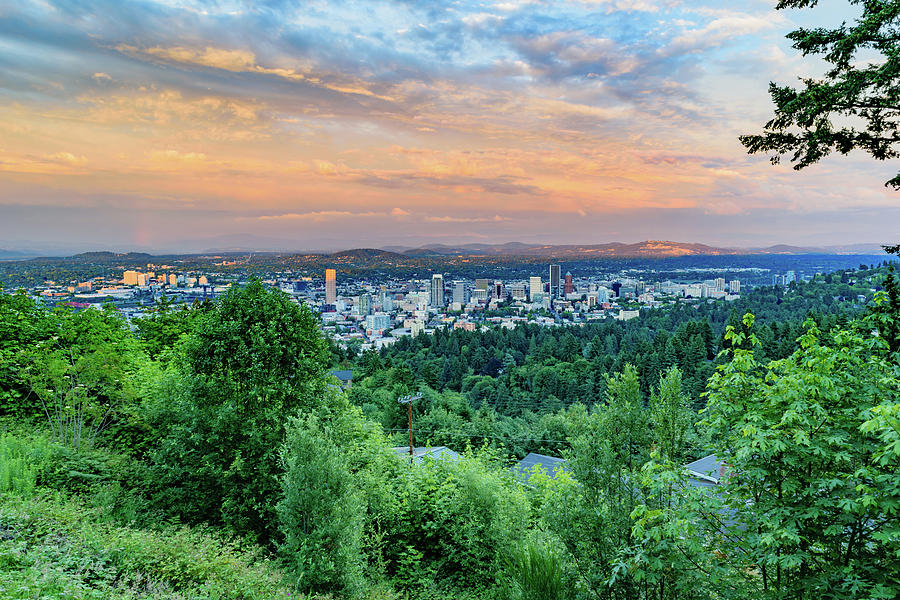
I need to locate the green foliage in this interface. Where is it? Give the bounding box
[0,288,53,418]
[133,294,204,360]
[22,305,144,451]
[0,493,292,599]
[278,412,368,597]
[0,433,53,496]
[383,450,531,597]
[150,280,332,543]
[741,1,900,188]
[701,313,900,598]
[503,534,570,600]
[648,366,694,463]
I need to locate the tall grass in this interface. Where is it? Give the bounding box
[0,433,53,496]
[504,535,569,600]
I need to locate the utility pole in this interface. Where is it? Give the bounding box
[397,393,423,458]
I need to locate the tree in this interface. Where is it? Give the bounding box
[278,413,367,598]
[648,366,693,463]
[701,314,900,599]
[24,306,143,451]
[740,1,900,189]
[151,281,331,543]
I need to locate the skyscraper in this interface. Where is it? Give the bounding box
[714,277,726,292]
[359,293,372,316]
[564,271,574,295]
[549,264,560,298]
[431,274,444,307]
[474,278,491,301]
[529,276,542,299]
[452,280,467,304]
[325,269,337,304]
[729,279,741,294]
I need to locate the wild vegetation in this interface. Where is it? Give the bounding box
[2,261,898,599]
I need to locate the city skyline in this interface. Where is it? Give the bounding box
[2,1,898,251]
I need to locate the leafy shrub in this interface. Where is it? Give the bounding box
[383,450,531,596]
[0,493,292,599]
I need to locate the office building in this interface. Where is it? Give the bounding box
[365,313,390,331]
[510,283,526,300]
[474,278,491,301]
[529,276,542,299]
[168,274,178,286]
[493,280,505,301]
[325,269,337,304]
[549,264,561,298]
[359,293,372,316]
[714,277,726,292]
[564,271,574,295]
[431,274,444,307]
[452,280,467,304]
[729,280,741,294]
[123,270,139,286]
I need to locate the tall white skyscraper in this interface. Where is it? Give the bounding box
[729,279,741,294]
[325,269,337,304]
[549,264,561,298]
[431,274,444,307]
[529,276,542,299]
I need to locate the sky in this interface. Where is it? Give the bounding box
[1,0,897,253]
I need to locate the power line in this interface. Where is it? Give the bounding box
[384,428,571,445]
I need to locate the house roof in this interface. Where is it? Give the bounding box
[329,369,353,382]
[392,446,460,465]
[684,454,724,486]
[515,452,568,484]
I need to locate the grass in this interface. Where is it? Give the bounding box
[0,492,293,599]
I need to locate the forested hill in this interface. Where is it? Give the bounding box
[346,264,888,456]
[1,263,898,600]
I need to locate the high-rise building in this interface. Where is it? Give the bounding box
[493,280,505,301]
[729,279,741,294]
[529,276,542,299]
[510,283,526,300]
[563,271,574,295]
[452,280,467,304]
[123,270,139,286]
[549,264,561,298]
[714,277,726,292]
[474,278,491,301]
[359,293,372,316]
[431,274,444,307]
[325,269,337,304]
[168,274,178,286]
[785,270,796,284]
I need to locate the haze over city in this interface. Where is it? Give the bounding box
[1,0,897,253]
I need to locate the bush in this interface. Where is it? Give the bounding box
[383,449,531,596]
[0,493,292,599]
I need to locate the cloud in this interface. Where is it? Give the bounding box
[249,210,386,221]
[44,152,88,165]
[424,215,512,223]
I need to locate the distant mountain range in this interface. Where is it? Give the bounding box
[0,240,890,261]
[378,240,890,258]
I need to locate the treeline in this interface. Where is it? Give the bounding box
[1,265,898,599]
[345,269,880,456]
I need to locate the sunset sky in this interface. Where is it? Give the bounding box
[1,0,897,252]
